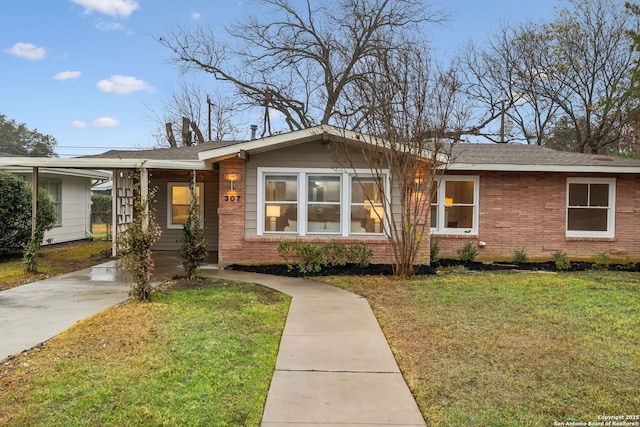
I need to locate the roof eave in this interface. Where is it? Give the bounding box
[448,163,640,173]
[0,157,209,171]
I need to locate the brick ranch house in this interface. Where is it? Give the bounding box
[2,125,640,265]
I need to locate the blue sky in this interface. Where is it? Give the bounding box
[2,0,562,157]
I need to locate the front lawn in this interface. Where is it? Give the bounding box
[0,279,290,426]
[323,271,640,426]
[0,240,112,291]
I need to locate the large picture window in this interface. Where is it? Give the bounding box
[258,168,387,236]
[168,183,203,229]
[430,176,479,234]
[566,178,615,237]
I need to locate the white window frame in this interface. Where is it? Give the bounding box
[40,179,62,227]
[430,175,480,235]
[167,182,204,229]
[257,167,389,236]
[566,177,616,238]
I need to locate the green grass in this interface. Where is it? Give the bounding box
[1,279,290,426]
[0,241,111,290]
[325,271,640,426]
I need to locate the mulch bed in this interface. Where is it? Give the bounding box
[226,259,640,276]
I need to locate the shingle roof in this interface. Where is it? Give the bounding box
[449,143,640,170]
[82,140,244,161]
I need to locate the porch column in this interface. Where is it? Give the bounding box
[31,167,39,240]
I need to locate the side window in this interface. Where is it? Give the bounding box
[566,178,615,237]
[168,183,203,229]
[40,180,62,226]
[350,176,385,234]
[431,176,479,234]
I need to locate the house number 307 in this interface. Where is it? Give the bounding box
[224,195,241,202]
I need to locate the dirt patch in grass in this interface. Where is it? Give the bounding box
[0,240,113,291]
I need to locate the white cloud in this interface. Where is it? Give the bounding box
[191,12,201,20]
[93,117,120,127]
[54,70,82,81]
[70,0,139,18]
[95,19,125,31]
[96,75,154,95]
[5,42,46,60]
[72,120,88,128]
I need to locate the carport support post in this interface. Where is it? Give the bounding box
[31,167,39,240]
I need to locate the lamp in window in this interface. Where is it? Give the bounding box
[444,197,454,208]
[266,205,281,231]
[225,173,239,190]
[369,205,384,233]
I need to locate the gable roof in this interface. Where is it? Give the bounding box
[448,143,640,173]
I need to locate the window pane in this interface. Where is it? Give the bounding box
[430,205,437,228]
[446,206,474,228]
[590,184,609,207]
[172,186,191,205]
[171,185,200,225]
[430,183,438,204]
[308,204,340,232]
[445,181,474,205]
[265,203,297,232]
[265,175,297,202]
[568,208,608,231]
[308,175,340,202]
[352,177,382,203]
[568,183,588,206]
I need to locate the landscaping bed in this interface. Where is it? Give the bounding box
[226,258,640,276]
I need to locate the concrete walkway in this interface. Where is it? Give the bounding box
[202,269,427,427]
[1,255,426,426]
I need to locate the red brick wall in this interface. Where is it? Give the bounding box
[435,171,640,262]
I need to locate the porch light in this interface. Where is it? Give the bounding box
[266,205,281,231]
[225,173,239,190]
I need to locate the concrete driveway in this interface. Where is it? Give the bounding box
[0,254,184,362]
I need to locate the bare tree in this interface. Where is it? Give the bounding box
[462,23,561,145]
[148,80,241,147]
[333,41,465,278]
[157,0,446,136]
[463,0,640,153]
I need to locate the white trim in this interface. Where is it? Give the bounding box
[431,175,480,235]
[566,177,616,238]
[257,167,389,236]
[167,182,204,230]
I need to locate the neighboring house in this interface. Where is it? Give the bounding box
[1,125,639,263]
[0,161,110,245]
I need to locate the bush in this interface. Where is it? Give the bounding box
[430,237,441,263]
[117,174,162,301]
[180,197,207,281]
[592,251,611,271]
[277,241,372,273]
[551,250,571,271]
[347,243,372,268]
[0,171,56,258]
[457,241,478,262]
[511,247,528,264]
[323,242,349,266]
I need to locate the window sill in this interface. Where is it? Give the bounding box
[431,232,478,239]
[566,236,615,242]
